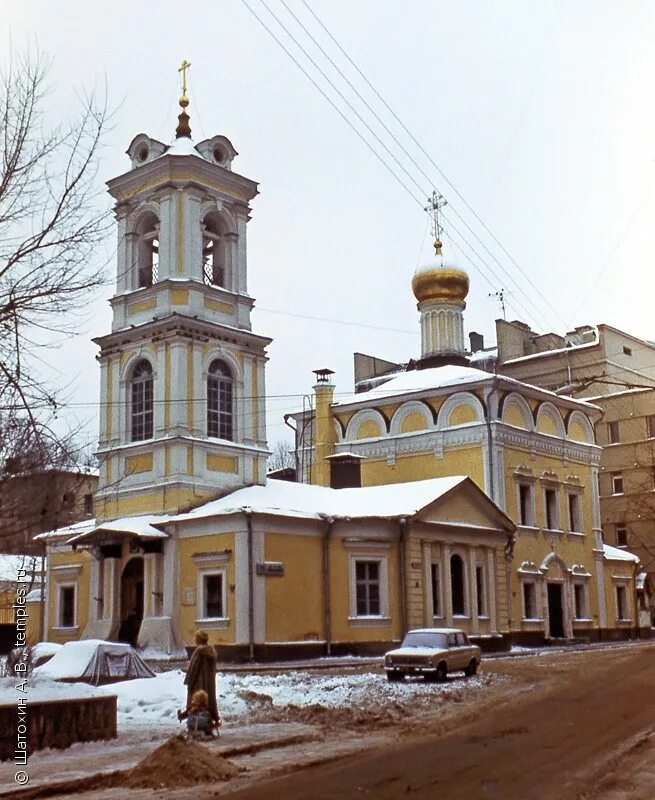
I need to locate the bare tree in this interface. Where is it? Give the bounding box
[267,439,296,473]
[0,48,110,473]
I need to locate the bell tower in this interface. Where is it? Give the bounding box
[94,66,271,522]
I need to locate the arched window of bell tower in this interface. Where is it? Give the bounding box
[202,213,229,289]
[135,212,160,289]
[130,360,154,442]
[207,359,233,441]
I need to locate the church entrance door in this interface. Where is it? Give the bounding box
[119,557,144,646]
[547,583,565,639]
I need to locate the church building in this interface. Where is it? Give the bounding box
[37,76,522,658]
[288,204,644,645]
[36,76,644,658]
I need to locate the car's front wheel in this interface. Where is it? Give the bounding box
[435,662,448,682]
[386,670,405,682]
[464,659,478,677]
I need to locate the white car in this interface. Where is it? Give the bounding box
[384,628,481,682]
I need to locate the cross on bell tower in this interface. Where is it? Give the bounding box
[93,65,271,522]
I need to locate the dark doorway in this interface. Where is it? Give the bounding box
[119,557,144,646]
[450,554,465,616]
[547,583,565,638]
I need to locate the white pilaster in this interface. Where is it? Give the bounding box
[468,546,479,633]
[443,543,453,626]
[486,548,498,634]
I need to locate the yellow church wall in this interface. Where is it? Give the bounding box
[448,404,478,427]
[206,453,238,473]
[25,598,42,644]
[178,533,236,646]
[264,533,323,642]
[536,414,558,436]
[96,486,213,520]
[503,404,529,429]
[361,447,485,491]
[356,419,383,439]
[329,538,401,644]
[170,288,189,305]
[602,559,636,628]
[125,452,153,475]
[401,412,429,433]
[568,421,588,442]
[47,548,92,643]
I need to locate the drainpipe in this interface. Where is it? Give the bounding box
[245,508,255,662]
[484,378,499,503]
[399,517,408,637]
[322,516,334,655]
[39,541,47,642]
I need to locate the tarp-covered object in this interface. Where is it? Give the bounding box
[33,639,155,685]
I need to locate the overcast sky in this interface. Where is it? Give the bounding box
[4,1,655,450]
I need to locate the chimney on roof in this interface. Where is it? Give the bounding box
[469,331,484,353]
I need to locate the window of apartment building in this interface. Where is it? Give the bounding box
[611,472,624,495]
[544,487,560,530]
[615,584,629,620]
[522,581,538,620]
[476,565,487,617]
[355,560,381,616]
[58,584,76,628]
[573,583,589,620]
[648,415,655,439]
[616,525,628,548]
[518,482,535,527]
[451,554,466,616]
[608,420,620,444]
[83,493,93,515]
[567,492,583,533]
[623,346,632,356]
[430,562,442,618]
[61,493,74,510]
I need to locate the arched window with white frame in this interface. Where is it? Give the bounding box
[207,359,233,440]
[135,212,159,289]
[202,214,227,289]
[130,360,154,442]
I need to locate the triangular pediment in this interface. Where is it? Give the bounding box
[415,478,514,532]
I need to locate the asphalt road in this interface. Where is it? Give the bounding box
[221,643,655,800]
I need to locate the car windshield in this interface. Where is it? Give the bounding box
[401,632,448,649]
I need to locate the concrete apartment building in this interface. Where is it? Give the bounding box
[469,319,655,623]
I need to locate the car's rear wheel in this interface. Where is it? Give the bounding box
[464,659,478,677]
[387,670,405,682]
[435,662,447,682]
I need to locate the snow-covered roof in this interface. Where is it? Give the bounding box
[163,475,473,525]
[603,543,640,563]
[165,136,200,157]
[67,514,170,544]
[34,517,98,542]
[0,554,45,583]
[331,363,599,412]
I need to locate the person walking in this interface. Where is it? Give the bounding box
[183,629,220,726]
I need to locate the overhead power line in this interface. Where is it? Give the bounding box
[242,0,547,330]
[274,0,554,332]
[299,0,567,331]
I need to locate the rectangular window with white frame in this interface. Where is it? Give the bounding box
[522,581,538,620]
[430,562,442,618]
[518,482,535,527]
[615,584,630,621]
[197,568,228,622]
[567,492,583,533]
[349,556,389,621]
[544,487,560,531]
[57,583,77,628]
[573,582,589,620]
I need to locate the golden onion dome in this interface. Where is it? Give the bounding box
[411,241,469,304]
[412,263,469,304]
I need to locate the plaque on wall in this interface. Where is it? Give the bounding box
[256,561,285,577]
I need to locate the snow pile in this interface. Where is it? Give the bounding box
[0,677,103,704]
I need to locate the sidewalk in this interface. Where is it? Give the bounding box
[0,722,318,796]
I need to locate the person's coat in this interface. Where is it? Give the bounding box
[184,645,219,723]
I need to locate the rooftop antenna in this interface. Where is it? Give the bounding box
[424,190,447,256]
[489,289,507,320]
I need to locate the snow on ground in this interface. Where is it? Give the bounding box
[1,667,493,731]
